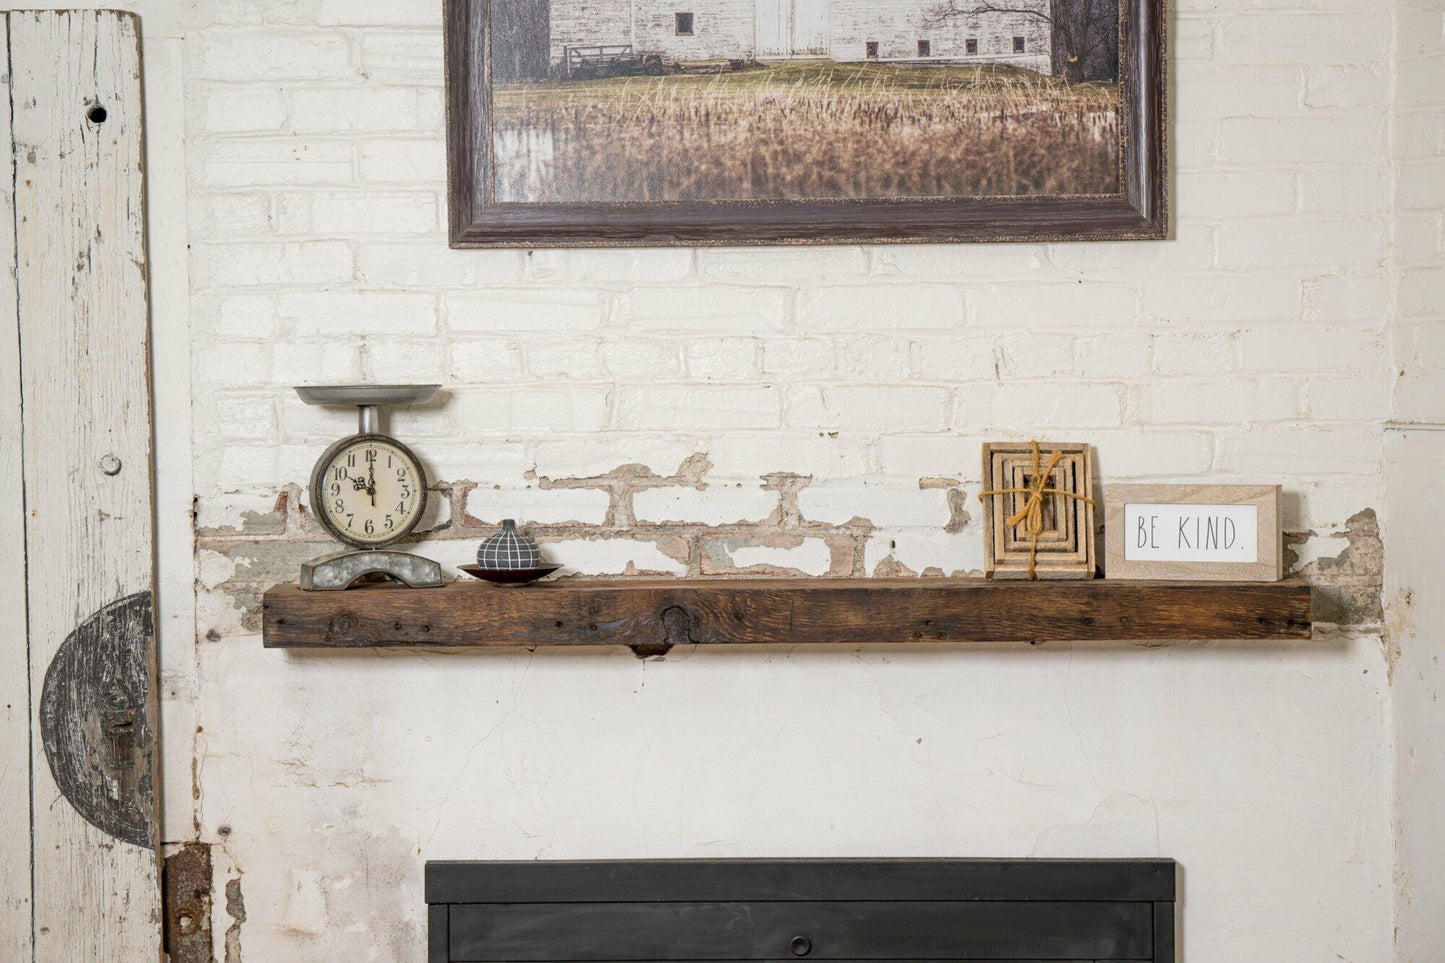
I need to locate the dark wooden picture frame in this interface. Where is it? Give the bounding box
[444,0,1166,247]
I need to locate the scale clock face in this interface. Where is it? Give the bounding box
[309,433,428,549]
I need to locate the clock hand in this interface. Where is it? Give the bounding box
[368,463,376,507]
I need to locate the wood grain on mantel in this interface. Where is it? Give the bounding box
[263,579,1312,655]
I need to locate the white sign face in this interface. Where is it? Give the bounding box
[1123,503,1259,563]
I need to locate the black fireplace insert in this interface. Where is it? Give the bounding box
[425,858,1177,962]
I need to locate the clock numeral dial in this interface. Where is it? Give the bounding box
[311,436,426,548]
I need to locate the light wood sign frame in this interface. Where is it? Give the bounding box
[1104,484,1282,582]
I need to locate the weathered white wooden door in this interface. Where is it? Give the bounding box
[755,0,829,56]
[0,11,162,963]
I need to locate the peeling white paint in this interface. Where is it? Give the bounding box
[725,538,834,575]
[633,483,777,526]
[1289,533,1351,572]
[195,492,282,533]
[197,549,238,590]
[864,527,979,575]
[543,536,689,575]
[465,485,612,526]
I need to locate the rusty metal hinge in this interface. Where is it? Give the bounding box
[162,843,214,963]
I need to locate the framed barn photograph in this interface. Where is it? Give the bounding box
[444,0,1165,246]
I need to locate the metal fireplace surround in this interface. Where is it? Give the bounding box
[425,858,1177,962]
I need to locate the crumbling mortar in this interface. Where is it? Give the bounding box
[195,479,1383,643]
[197,459,889,591]
[223,862,246,963]
[762,471,811,528]
[446,480,473,535]
[1381,587,1414,683]
[523,453,713,530]
[1285,508,1385,631]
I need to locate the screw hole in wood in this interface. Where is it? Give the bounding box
[86,104,107,124]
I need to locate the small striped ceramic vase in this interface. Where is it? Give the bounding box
[476,519,543,570]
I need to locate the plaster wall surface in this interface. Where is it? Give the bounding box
[0,0,1425,960]
[1386,1,1445,959]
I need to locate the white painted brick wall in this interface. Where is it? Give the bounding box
[708,537,834,575]
[446,290,607,331]
[707,431,871,478]
[630,286,792,330]
[452,386,612,432]
[618,385,781,430]
[538,536,688,574]
[801,284,962,329]
[463,485,612,525]
[633,484,777,524]
[798,480,950,528]
[177,0,1404,544]
[279,291,437,335]
[171,2,1419,959]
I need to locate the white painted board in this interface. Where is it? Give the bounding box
[0,13,33,960]
[7,10,161,962]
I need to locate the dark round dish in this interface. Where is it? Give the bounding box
[458,563,561,585]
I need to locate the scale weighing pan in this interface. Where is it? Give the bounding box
[296,384,439,407]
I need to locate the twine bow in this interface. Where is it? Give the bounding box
[979,441,1095,580]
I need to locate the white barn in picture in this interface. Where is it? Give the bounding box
[536,0,1053,72]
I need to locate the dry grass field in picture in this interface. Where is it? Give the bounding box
[491,61,1120,203]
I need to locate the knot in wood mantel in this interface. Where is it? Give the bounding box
[636,605,697,658]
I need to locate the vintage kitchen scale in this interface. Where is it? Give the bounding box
[294,384,444,591]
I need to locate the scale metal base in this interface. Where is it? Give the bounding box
[299,550,444,591]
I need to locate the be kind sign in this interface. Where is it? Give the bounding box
[1126,504,1258,563]
[1104,485,1282,582]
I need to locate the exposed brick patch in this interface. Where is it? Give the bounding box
[761,472,813,528]
[193,459,903,635]
[196,489,289,537]
[195,466,1382,641]
[1286,508,1384,628]
[224,875,246,963]
[525,453,712,528]
[916,477,972,534]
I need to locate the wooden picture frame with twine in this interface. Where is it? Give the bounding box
[980,441,1097,580]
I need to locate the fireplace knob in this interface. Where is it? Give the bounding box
[789,935,811,956]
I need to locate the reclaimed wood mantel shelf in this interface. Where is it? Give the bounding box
[262,578,1313,656]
